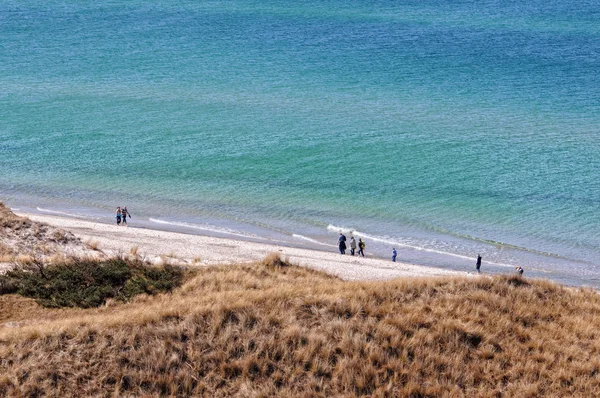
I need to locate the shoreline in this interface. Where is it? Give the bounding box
[8,205,597,289]
[7,196,596,286]
[18,212,465,281]
[11,202,526,272]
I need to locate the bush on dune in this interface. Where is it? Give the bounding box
[0,258,185,308]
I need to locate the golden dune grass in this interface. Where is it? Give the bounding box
[1,257,600,397]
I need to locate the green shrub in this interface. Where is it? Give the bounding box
[122,264,184,298]
[1,258,185,308]
[0,275,18,295]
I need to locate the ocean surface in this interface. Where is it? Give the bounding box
[1,1,599,286]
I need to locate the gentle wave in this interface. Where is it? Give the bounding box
[149,218,259,239]
[292,234,336,247]
[36,207,101,220]
[427,225,568,260]
[327,224,516,268]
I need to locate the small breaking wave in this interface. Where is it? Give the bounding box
[327,224,516,268]
[149,218,258,239]
[292,234,335,247]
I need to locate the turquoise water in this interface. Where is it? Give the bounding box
[1,1,599,285]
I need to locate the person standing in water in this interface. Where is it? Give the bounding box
[115,206,122,225]
[392,248,397,262]
[476,254,482,273]
[121,206,131,226]
[358,238,365,257]
[338,233,347,255]
[350,236,357,256]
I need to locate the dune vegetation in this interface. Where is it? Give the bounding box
[0,258,186,308]
[0,203,82,265]
[1,251,600,397]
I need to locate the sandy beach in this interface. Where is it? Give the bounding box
[18,213,463,281]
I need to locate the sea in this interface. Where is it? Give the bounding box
[1,1,599,287]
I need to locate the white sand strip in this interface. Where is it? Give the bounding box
[19,213,464,281]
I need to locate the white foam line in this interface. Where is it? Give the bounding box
[149,218,258,239]
[36,207,101,220]
[327,224,356,235]
[292,234,336,247]
[327,224,516,268]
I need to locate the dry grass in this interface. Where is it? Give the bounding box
[262,251,291,267]
[0,203,82,259]
[0,242,13,256]
[0,204,32,232]
[85,240,101,251]
[1,257,600,397]
[0,242,14,263]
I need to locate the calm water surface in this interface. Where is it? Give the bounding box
[1,1,599,286]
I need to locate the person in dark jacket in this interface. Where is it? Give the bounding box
[121,206,131,226]
[338,233,347,254]
[358,238,365,257]
[476,254,482,273]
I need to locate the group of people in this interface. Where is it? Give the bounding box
[337,238,526,277]
[335,233,403,264]
[115,206,131,225]
[337,233,365,257]
[337,232,399,263]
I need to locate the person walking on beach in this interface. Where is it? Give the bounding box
[121,206,131,226]
[338,233,347,255]
[115,206,122,225]
[350,236,357,256]
[392,248,397,262]
[476,254,482,273]
[516,266,524,276]
[358,238,365,257]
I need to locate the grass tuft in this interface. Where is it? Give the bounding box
[85,240,101,251]
[262,252,291,268]
[504,274,531,287]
